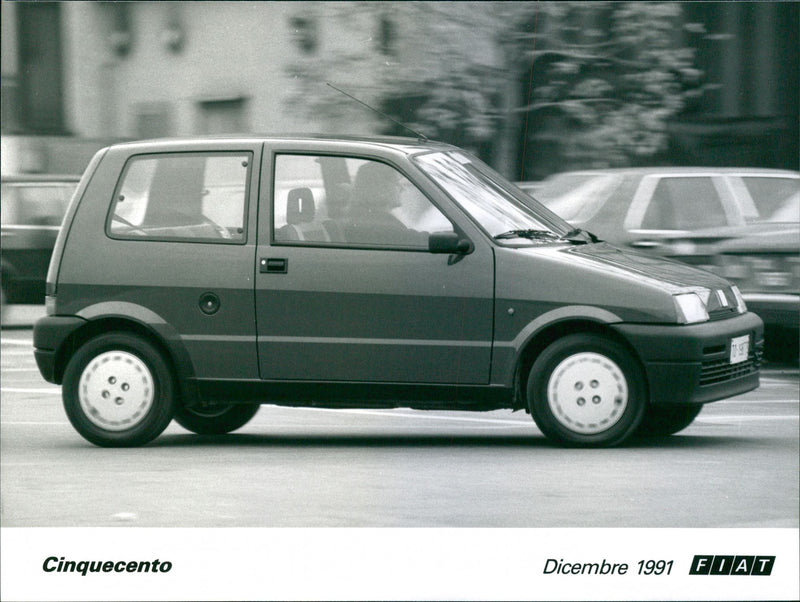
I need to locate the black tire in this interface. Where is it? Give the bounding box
[62,333,176,447]
[527,333,647,447]
[173,403,259,435]
[636,403,703,437]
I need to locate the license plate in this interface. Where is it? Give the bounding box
[730,335,750,364]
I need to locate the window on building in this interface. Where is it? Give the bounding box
[134,102,173,139]
[197,98,247,135]
[16,1,65,134]
[290,16,318,54]
[378,15,396,56]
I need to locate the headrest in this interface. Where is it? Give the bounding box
[287,188,315,224]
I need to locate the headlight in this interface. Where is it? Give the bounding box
[731,285,747,314]
[674,292,709,324]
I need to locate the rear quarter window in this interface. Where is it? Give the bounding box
[107,152,251,243]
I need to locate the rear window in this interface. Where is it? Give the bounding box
[535,174,620,222]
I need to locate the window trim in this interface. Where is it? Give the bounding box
[105,150,253,245]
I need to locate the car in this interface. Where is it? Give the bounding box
[714,223,800,359]
[1,174,80,307]
[527,167,799,334]
[33,136,763,448]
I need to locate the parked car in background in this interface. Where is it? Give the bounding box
[526,168,799,357]
[1,174,80,306]
[714,223,799,358]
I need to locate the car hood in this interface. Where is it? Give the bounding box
[560,242,731,291]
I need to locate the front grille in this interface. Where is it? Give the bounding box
[699,342,763,386]
[708,307,738,321]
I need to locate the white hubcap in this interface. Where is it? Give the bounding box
[79,351,154,431]
[547,352,628,435]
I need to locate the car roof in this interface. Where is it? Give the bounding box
[106,134,458,156]
[1,173,81,183]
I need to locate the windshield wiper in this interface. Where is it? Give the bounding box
[560,228,601,244]
[494,229,561,241]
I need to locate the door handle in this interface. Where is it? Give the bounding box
[260,257,288,274]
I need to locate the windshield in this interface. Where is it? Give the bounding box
[414,151,573,244]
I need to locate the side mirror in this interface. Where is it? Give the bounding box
[428,232,471,254]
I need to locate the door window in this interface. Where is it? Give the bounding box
[273,154,454,249]
[108,153,250,243]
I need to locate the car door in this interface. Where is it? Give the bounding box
[255,149,494,384]
[100,143,261,379]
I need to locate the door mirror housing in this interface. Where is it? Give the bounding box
[428,232,471,254]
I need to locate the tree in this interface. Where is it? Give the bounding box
[512,2,705,178]
[283,2,705,178]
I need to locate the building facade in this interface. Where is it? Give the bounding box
[1,1,797,176]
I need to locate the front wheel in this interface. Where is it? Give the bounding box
[528,334,646,447]
[173,403,259,435]
[636,403,703,437]
[62,333,176,447]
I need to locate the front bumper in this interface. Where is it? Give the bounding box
[612,311,764,405]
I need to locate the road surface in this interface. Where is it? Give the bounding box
[1,326,797,528]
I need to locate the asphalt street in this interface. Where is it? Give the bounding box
[1,314,798,528]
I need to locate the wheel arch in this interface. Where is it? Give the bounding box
[52,315,198,406]
[513,317,650,411]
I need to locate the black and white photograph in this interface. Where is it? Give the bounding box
[1,2,798,600]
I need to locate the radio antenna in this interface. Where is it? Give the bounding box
[326,82,428,142]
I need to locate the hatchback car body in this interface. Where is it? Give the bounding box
[1,174,80,305]
[529,168,799,333]
[34,137,763,447]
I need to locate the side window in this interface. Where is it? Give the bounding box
[0,184,75,227]
[108,153,250,243]
[273,154,454,249]
[641,177,728,230]
[739,176,800,223]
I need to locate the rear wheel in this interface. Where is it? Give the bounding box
[173,403,259,435]
[636,403,703,437]
[62,333,176,447]
[528,334,646,447]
